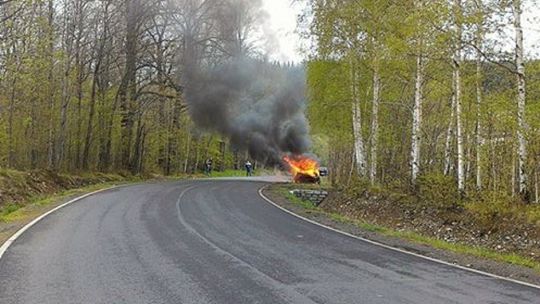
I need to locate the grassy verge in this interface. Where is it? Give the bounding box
[277,186,540,273]
[283,189,319,211]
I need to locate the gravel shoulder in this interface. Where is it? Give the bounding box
[263,183,540,287]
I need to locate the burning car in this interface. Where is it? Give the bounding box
[283,155,321,184]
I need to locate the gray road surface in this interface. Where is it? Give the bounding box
[0,179,539,304]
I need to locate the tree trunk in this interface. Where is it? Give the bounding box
[83,1,110,171]
[183,133,192,174]
[454,65,465,194]
[350,59,367,177]
[369,65,380,185]
[100,101,117,171]
[118,0,141,170]
[131,116,144,175]
[512,152,517,198]
[74,0,85,170]
[444,87,456,176]
[82,60,100,170]
[8,77,17,168]
[57,28,73,169]
[513,0,529,201]
[46,0,56,170]
[75,77,83,169]
[454,0,465,195]
[29,99,38,169]
[535,169,539,204]
[411,54,423,184]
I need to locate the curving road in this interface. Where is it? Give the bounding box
[0,179,539,304]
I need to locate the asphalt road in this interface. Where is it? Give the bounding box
[1,179,539,304]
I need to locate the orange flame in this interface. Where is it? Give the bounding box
[283,155,320,183]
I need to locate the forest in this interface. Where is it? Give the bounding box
[304,0,540,204]
[1,0,540,204]
[0,0,294,177]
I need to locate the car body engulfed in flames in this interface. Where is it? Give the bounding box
[283,155,321,184]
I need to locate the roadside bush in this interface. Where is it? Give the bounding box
[465,191,518,231]
[526,206,540,228]
[416,173,460,209]
[345,178,371,198]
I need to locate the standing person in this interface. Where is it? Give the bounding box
[205,158,213,176]
[245,160,253,177]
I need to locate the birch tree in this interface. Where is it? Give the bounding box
[513,0,529,200]
[453,0,465,194]
[410,0,426,185]
[369,60,380,184]
[351,58,367,177]
[411,53,423,184]
[474,0,484,190]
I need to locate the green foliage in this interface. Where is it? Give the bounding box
[0,1,275,176]
[0,203,22,218]
[466,192,540,230]
[305,0,540,205]
[416,173,460,209]
[526,206,540,227]
[307,60,352,140]
[465,192,518,231]
[283,189,318,211]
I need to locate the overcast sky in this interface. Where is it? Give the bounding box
[262,0,540,62]
[262,0,304,63]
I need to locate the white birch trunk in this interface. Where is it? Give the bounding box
[351,61,367,177]
[474,0,484,190]
[369,65,380,185]
[454,0,465,194]
[444,80,456,176]
[513,0,529,199]
[455,66,465,193]
[411,54,423,183]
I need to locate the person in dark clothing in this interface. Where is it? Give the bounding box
[245,160,253,177]
[205,158,213,176]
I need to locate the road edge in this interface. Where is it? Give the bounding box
[0,186,119,260]
[258,185,540,290]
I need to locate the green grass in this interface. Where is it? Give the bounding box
[280,188,320,211]
[0,203,22,218]
[274,186,540,273]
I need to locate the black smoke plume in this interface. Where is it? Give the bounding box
[183,57,310,165]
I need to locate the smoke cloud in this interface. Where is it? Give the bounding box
[183,57,311,165]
